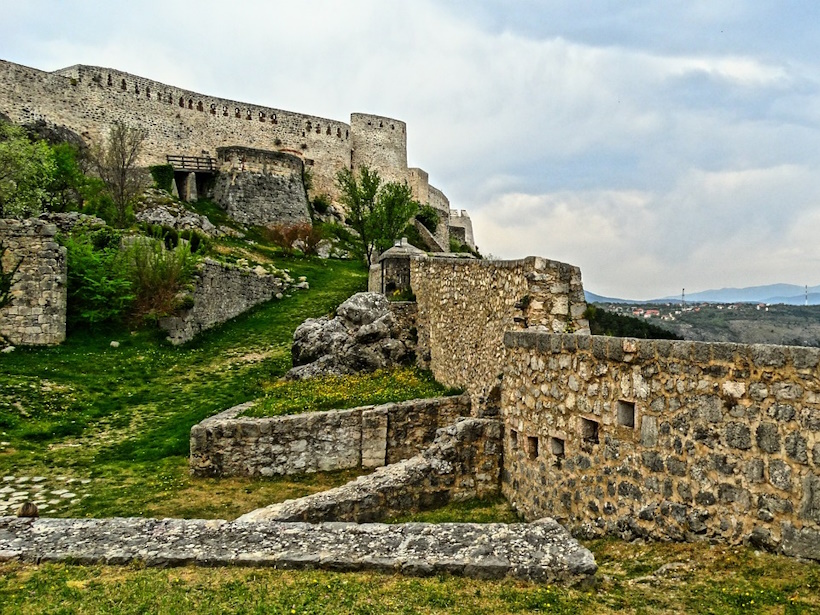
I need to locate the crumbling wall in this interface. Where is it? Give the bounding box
[0,219,66,345]
[159,258,288,345]
[190,394,471,477]
[411,256,588,414]
[502,332,820,561]
[237,417,501,523]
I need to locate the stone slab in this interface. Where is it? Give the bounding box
[0,517,596,584]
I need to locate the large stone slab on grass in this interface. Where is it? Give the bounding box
[0,516,596,584]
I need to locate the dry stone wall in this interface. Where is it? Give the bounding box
[159,258,288,345]
[411,256,589,414]
[190,394,471,477]
[502,332,820,561]
[237,417,502,524]
[0,219,66,345]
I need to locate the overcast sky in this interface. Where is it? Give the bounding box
[3,1,820,299]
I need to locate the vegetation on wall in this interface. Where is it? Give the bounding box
[415,204,439,233]
[148,163,175,193]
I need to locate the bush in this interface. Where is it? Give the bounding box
[63,232,134,327]
[261,223,322,256]
[148,164,175,193]
[415,205,439,233]
[312,193,331,215]
[126,238,198,322]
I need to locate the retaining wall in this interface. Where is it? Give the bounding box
[238,417,502,524]
[190,394,471,477]
[0,218,66,345]
[502,332,820,561]
[159,258,288,345]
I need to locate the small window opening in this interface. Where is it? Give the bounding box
[121,79,127,91]
[272,114,277,124]
[107,74,112,86]
[197,101,203,112]
[210,104,216,115]
[510,429,519,449]
[179,97,185,107]
[188,99,193,109]
[235,107,241,118]
[526,436,539,460]
[580,417,599,445]
[326,126,331,135]
[550,437,565,458]
[616,400,636,428]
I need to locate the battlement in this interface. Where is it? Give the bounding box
[0,58,457,216]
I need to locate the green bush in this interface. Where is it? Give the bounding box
[415,204,439,233]
[148,164,175,193]
[63,232,134,327]
[312,193,331,215]
[126,237,198,322]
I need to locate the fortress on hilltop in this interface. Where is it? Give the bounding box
[0,58,472,251]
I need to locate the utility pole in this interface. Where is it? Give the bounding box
[681,288,685,308]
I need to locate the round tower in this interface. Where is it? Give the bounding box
[350,113,408,185]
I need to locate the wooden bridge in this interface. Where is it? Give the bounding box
[166,155,217,173]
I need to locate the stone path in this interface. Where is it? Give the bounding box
[0,516,597,584]
[0,475,92,516]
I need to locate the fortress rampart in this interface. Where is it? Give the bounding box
[0,59,462,229]
[410,256,589,413]
[501,332,820,558]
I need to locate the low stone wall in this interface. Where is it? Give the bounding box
[0,218,66,346]
[159,258,288,345]
[502,332,820,561]
[238,417,502,523]
[411,256,588,414]
[190,394,471,477]
[0,516,597,584]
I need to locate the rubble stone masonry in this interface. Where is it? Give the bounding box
[502,332,820,560]
[0,219,66,345]
[411,256,589,414]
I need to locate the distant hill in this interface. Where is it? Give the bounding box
[584,291,636,304]
[652,283,820,305]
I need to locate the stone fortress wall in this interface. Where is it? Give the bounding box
[410,256,589,413]
[0,59,473,244]
[501,332,820,559]
[0,219,66,346]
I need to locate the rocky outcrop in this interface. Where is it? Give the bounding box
[136,200,220,237]
[287,292,413,379]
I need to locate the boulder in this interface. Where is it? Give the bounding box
[286,292,413,380]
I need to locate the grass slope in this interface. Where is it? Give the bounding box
[0,255,368,518]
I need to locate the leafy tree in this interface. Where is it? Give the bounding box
[0,120,57,218]
[91,121,148,227]
[336,166,419,266]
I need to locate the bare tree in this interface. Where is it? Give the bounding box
[92,121,148,227]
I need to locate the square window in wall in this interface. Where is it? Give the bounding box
[526,435,539,460]
[510,429,519,449]
[580,417,599,445]
[616,400,636,428]
[550,437,565,458]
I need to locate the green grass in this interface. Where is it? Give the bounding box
[244,367,456,417]
[0,540,818,614]
[0,253,368,519]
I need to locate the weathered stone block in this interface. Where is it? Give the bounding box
[756,423,781,454]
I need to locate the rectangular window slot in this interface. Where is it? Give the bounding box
[510,429,519,449]
[550,437,565,457]
[580,417,599,444]
[526,435,539,460]
[616,400,636,428]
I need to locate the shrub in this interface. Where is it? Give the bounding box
[261,223,322,256]
[126,238,198,322]
[63,232,134,327]
[415,205,439,233]
[148,164,175,193]
[312,193,331,215]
